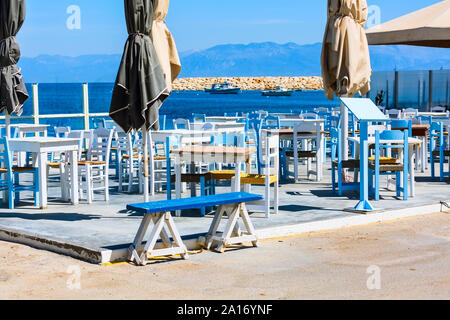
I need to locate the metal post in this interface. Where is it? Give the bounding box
[82,83,90,130]
[340,98,349,161]
[353,120,374,212]
[394,71,399,109]
[32,84,39,124]
[428,70,433,112]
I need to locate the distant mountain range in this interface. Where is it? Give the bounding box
[19,42,450,83]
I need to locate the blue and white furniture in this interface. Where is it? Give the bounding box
[0,137,39,209]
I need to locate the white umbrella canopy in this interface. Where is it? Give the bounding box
[366,0,450,48]
[321,0,372,161]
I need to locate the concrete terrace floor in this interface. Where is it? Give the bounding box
[0,161,448,262]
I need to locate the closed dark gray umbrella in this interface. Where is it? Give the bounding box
[110,0,169,132]
[0,0,29,117]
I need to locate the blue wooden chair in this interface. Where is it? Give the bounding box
[369,130,409,201]
[390,119,412,137]
[0,127,19,138]
[248,118,263,173]
[430,122,450,181]
[262,115,280,130]
[93,118,106,129]
[0,137,39,209]
[192,113,206,123]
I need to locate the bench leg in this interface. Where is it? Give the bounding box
[204,203,258,253]
[129,212,189,266]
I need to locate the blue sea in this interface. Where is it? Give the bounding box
[14,83,339,132]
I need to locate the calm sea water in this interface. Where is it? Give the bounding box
[15,83,339,131]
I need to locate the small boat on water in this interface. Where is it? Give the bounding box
[262,86,294,96]
[204,81,241,94]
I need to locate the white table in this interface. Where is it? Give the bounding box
[348,136,422,197]
[8,137,80,209]
[279,118,325,128]
[190,122,246,131]
[1,123,50,137]
[205,116,245,122]
[171,145,255,216]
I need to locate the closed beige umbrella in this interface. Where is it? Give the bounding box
[321,0,372,161]
[366,0,450,48]
[321,0,372,99]
[151,0,181,92]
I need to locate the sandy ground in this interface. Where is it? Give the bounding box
[0,212,449,300]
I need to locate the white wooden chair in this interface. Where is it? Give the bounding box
[430,105,446,113]
[402,108,418,118]
[58,130,85,201]
[173,118,190,130]
[386,109,402,119]
[236,133,279,218]
[117,131,139,193]
[78,128,114,203]
[284,122,323,182]
[298,113,319,119]
[54,126,71,138]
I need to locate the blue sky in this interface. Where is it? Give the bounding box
[17,0,444,57]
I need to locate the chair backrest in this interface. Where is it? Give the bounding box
[390,119,412,137]
[192,113,206,123]
[430,122,445,152]
[54,126,71,138]
[386,109,402,119]
[116,132,133,158]
[293,121,321,134]
[262,115,280,130]
[93,118,106,129]
[299,112,319,119]
[0,127,18,138]
[402,108,418,117]
[330,128,339,161]
[88,128,114,163]
[431,105,446,112]
[259,133,279,175]
[216,132,245,147]
[173,118,190,130]
[374,130,408,164]
[0,137,13,181]
[66,130,85,161]
[415,115,432,125]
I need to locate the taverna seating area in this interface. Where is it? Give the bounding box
[0,103,449,264]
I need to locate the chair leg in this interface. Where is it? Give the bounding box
[105,166,110,201]
[200,177,206,217]
[375,170,380,201]
[265,180,270,218]
[86,164,92,204]
[274,181,279,215]
[34,170,40,208]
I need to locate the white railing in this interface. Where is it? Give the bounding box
[0,83,109,130]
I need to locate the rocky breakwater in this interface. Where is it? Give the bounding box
[172,76,323,91]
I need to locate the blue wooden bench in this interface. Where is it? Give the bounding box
[126,192,263,265]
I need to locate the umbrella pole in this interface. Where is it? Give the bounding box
[142,125,150,202]
[5,112,11,138]
[340,100,349,161]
